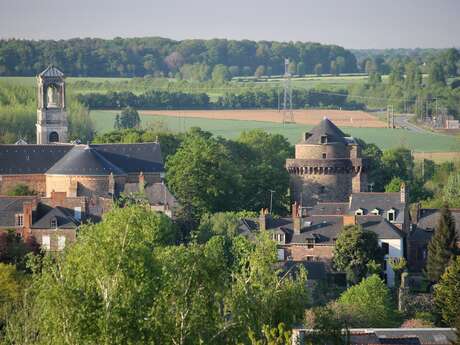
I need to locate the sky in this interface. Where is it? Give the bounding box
[1,0,459,49]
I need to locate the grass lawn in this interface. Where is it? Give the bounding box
[91,110,460,152]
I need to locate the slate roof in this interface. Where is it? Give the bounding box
[31,206,79,229]
[91,143,164,173]
[0,142,164,175]
[349,192,406,224]
[309,202,349,215]
[240,214,403,245]
[0,145,72,174]
[303,118,348,145]
[276,261,328,280]
[411,208,460,241]
[39,65,64,78]
[123,182,179,208]
[0,197,36,227]
[46,145,126,176]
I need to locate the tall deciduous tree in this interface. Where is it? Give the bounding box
[333,225,383,284]
[116,106,141,129]
[426,206,457,282]
[434,255,460,326]
[335,275,399,327]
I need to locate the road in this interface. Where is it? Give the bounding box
[393,114,431,134]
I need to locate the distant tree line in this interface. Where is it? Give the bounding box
[0,37,357,78]
[78,88,364,110]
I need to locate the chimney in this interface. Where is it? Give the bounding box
[139,171,145,193]
[68,178,77,197]
[343,215,357,226]
[292,202,302,234]
[400,182,407,204]
[22,201,33,238]
[259,208,269,231]
[108,172,115,196]
[51,191,66,207]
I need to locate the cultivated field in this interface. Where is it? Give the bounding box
[140,109,387,128]
[90,110,460,152]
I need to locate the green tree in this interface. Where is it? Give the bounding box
[8,205,175,344]
[303,306,348,345]
[426,206,458,282]
[385,176,404,192]
[254,65,265,78]
[388,257,407,289]
[333,225,383,284]
[248,323,291,345]
[117,106,141,129]
[336,275,399,327]
[381,147,414,182]
[195,211,244,242]
[314,63,323,76]
[0,263,23,330]
[428,61,447,86]
[166,131,240,219]
[434,255,460,326]
[443,172,460,207]
[6,183,36,196]
[443,48,460,77]
[211,64,230,83]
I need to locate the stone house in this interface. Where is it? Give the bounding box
[408,207,460,272]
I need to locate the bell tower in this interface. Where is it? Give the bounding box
[36,65,68,144]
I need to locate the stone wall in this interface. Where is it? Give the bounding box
[284,244,334,261]
[0,174,46,195]
[295,143,348,160]
[31,229,76,251]
[46,175,127,197]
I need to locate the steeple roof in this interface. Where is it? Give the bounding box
[46,145,126,176]
[39,65,64,78]
[303,118,347,144]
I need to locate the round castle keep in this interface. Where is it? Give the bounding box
[286,118,368,206]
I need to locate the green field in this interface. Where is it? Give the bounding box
[90,110,460,152]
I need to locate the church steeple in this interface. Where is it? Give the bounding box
[36,65,68,144]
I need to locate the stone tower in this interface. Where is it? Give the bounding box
[286,118,367,206]
[36,66,68,144]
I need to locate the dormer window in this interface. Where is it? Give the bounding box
[320,135,327,144]
[355,208,364,216]
[387,209,396,222]
[371,208,380,216]
[50,217,57,228]
[15,214,24,227]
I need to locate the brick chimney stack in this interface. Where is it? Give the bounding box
[139,171,145,193]
[259,208,269,231]
[22,201,33,238]
[400,182,407,204]
[51,191,66,207]
[292,201,302,234]
[343,215,357,226]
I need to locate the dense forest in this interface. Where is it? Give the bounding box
[0,37,357,77]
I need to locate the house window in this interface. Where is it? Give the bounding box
[387,209,396,222]
[319,186,326,194]
[74,207,81,221]
[322,153,327,159]
[381,242,389,256]
[15,214,24,227]
[371,208,380,216]
[50,218,57,228]
[58,236,66,251]
[320,135,327,144]
[355,208,364,216]
[42,235,50,250]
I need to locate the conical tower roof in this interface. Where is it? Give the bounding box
[39,65,64,78]
[303,118,347,144]
[46,145,126,176]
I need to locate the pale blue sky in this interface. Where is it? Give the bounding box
[0,0,459,48]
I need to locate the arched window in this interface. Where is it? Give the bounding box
[49,132,59,143]
[46,85,59,108]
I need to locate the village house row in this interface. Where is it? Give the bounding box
[0,67,458,287]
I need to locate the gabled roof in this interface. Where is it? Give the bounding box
[39,65,64,78]
[0,197,36,227]
[31,206,78,229]
[303,118,348,145]
[349,192,406,223]
[46,145,126,176]
[309,202,348,215]
[415,208,460,238]
[357,215,404,239]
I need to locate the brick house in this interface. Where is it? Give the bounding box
[408,207,460,272]
[239,185,409,287]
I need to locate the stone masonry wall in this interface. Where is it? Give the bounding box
[0,174,46,195]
